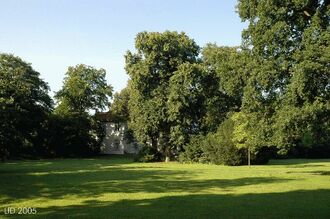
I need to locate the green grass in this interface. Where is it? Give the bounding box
[1,157,330,219]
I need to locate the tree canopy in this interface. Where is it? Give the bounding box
[1,0,329,163]
[126,31,203,161]
[55,64,113,114]
[235,0,330,154]
[0,53,53,159]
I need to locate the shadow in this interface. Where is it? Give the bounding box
[0,156,134,174]
[33,189,330,219]
[312,171,330,176]
[1,158,329,218]
[287,170,330,176]
[290,164,327,168]
[269,159,330,166]
[0,156,295,204]
[0,164,291,202]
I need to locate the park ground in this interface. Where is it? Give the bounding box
[0,156,330,219]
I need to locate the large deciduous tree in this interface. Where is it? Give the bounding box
[126,31,202,161]
[202,44,254,114]
[167,63,221,152]
[237,0,330,155]
[52,64,113,157]
[110,87,131,122]
[0,53,53,159]
[273,5,330,155]
[55,64,112,114]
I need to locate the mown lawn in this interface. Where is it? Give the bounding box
[0,157,330,219]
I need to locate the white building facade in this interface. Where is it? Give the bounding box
[100,122,140,154]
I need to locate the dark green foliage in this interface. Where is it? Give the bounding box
[202,118,245,166]
[181,119,244,166]
[134,146,162,162]
[55,64,112,114]
[179,135,208,163]
[1,1,329,163]
[181,118,274,166]
[51,64,112,158]
[45,113,103,157]
[168,63,222,150]
[235,0,330,156]
[202,44,252,111]
[110,87,130,122]
[288,143,330,159]
[126,31,201,160]
[0,56,108,159]
[272,7,330,153]
[0,53,53,159]
[123,128,136,144]
[251,146,278,165]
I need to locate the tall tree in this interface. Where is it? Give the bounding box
[53,64,112,157]
[0,53,52,159]
[237,0,330,154]
[202,44,254,113]
[126,31,200,161]
[167,63,221,152]
[110,87,131,122]
[273,5,330,153]
[55,64,112,114]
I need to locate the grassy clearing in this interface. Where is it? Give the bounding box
[0,156,330,218]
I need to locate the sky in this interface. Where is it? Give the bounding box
[0,0,246,95]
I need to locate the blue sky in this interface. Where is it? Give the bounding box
[0,0,246,95]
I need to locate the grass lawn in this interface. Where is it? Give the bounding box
[0,157,330,219]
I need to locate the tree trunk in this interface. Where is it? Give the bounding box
[160,130,171,162]
[151,137,158,149]
[1,149,7,162]
[164,146,171,162]
[248,146,251,166]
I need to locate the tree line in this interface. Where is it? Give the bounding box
[1,0,329,164]
[119,0,330,164]
[0,59,112,160]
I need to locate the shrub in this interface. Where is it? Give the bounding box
[134,146,162,162]
[202,118,244,165]
[179,135,208,163]
[44,113,103,157]
[180,118,274,166]
[288,143,330,159]
[180,119,245,165]
[249,146,277,165]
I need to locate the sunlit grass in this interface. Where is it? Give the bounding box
[0,157,330,218]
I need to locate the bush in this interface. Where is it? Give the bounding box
[288,143,330,159]
[180,118,274,166]
[44,113,103,157]
[180,119,244,165]
[204,118,245,165]
[179,135,209,163]
[134,146,162,162]
[249,146,277,165]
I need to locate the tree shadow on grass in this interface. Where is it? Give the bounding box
[0,156,296,204]
[287,170,330,176]
[0,164,292,203]
[269,159,330,167]
[33,189,330,219]
[1,159,328,218]
[1,157,297,203]
[311,171,330,175]
[0,156,134,174]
